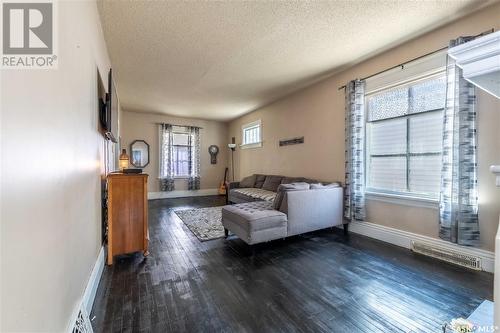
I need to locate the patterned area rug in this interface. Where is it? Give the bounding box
[174,207,224,241]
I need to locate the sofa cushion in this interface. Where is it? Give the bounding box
[254,174,267,188]
[273,182,310,210]
[310,182,340,189]
[262,175,283,192]
[302,178,318,184]
[281,177,304,184]
[229,189,262,204]
[240,174,256,188]
[232,188,276,202]
[222,201,287,232]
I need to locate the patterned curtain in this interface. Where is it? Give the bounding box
[187,126,201,190]
[159,124,175,191]
[439,37,479,246]
[344,79,366,221]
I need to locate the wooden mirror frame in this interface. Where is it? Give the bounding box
[129,140,150,168]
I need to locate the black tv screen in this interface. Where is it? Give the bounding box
[99,68,117,143]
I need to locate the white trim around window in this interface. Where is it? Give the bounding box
[365,191,438,209]
[241,119,262,149]
[365,71,446,201]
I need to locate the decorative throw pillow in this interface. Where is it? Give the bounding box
[273,182,310,210]
[310,182,340,189]
[262,175,283,192]
[254,174,267,188]
[239,174,256,188]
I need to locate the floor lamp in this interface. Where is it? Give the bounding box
[228,143,236,181]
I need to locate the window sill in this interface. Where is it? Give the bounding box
[157,176,190,179]
[240,142,262,149]
[365,191,439,209]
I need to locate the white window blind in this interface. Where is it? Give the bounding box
[242,120,262,147]
[366,74,445,199]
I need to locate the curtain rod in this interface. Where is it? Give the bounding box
[337,28,494,91]
[155,122,203,129]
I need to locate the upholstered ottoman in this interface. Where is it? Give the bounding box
[221,201,287,245]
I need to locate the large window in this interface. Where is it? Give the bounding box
[241,120,262,148]
[366,74,446,199]
[172,128,190,177]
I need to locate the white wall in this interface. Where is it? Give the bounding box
[1,1,112,331]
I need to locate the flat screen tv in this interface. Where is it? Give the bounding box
[99,69,118,143]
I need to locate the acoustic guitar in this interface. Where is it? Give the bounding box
[218,167,229,195]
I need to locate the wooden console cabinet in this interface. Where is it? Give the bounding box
[107,173,149,265]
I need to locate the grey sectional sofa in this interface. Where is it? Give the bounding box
[222,174,345,245]
[226,174,320,204]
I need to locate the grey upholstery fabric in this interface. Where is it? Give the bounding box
[222,201,287,245]
[229,189,263,204]
[262,175,283,192]
[254,174,267,188]
[240,174,256,188]
[223,218,287,245]
[222,186,344,245]
[231,188,276,202]
[222,201,287,231]
[273,182,310,210]
[285,187,344,236]
[229,174,340,205]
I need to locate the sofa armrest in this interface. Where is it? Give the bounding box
[284,187,344,236]
[227,181,240,190]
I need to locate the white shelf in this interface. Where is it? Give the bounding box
[448,31,500,99]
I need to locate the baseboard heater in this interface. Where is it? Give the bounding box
[411,241,481,270]
[71,305,93,333]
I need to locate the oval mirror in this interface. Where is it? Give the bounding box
[130,140,150,168]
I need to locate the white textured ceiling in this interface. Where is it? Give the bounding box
[98,0,493,121]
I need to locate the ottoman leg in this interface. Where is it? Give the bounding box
[224,228,229,238]
[343,223,349,235]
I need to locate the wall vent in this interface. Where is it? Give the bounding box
[72,305,93,333]
[411,241,481,270]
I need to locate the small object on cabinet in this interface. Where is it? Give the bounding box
[119,149,129,171]
[123,168,142,174]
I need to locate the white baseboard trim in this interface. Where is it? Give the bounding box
[66,246,105,333]
[82,245,105,314]
[347,221,494,273]
[148,188,220,200]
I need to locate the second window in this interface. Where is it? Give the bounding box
[366,74,446,199]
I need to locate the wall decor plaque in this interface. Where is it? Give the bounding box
[279,137,304,147]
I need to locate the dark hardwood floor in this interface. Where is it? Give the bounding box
[91,195,493,333]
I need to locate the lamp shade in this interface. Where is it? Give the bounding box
[119,148,129,171]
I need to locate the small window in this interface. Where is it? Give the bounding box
[172,130,190,177]
[241,120,262,148]
[366,74,446,199]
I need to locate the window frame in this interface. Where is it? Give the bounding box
[365,71,446,202]
[172,130,191,178]
[241,119,262,149]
